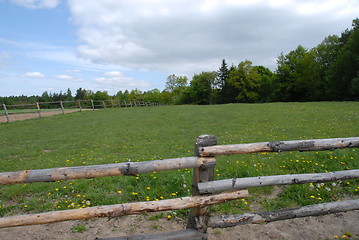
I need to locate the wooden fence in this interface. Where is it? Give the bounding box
[1,100,166,123]
[0,136,358,239]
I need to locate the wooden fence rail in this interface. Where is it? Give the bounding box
[0,190,248,228]
[209,198,359,228]
[199,169,359,194]
[0,156,201,185]
[0,135,358,239]
[1,100,166,123]
[199,137,359,156]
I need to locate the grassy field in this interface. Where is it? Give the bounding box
[0,102,358,219]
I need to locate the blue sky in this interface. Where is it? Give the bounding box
[0,0,358,97]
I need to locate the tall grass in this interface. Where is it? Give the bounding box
[0,102,358,218]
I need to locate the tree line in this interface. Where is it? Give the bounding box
[167,18,359,104]
[1,18,358,106]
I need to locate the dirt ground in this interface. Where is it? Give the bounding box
[0,210,358,240]
[0,109,92,123]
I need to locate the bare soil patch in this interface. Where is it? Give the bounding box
[0,210,358,240]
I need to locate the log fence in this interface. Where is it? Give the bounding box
[0,136,358,239]
[1,100,166,123]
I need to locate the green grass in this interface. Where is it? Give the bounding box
[71,223,87,233]
[0,102,358,218]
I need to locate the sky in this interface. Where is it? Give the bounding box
[0,0,358,97]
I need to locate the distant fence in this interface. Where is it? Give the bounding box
[1,100,166,123]
[0,136,358,239]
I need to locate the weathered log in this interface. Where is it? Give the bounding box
[199,169,359,194]
[98,229,207,240]
[209,198,359,228]
[0,157,205,185]
[0,190,248,228]
[200,137,359,156]
[187,135,217,232]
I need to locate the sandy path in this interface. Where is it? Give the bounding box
[0,109,93,123]
[0,210,358,240]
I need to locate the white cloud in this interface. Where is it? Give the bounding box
[55,74,73,80]
[10,0,61,9]
[94,71,152,91]
[24,71,45,78]
[54,74,84,83]
[68,0,359,75]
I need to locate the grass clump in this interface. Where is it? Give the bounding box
[71,223,87,233]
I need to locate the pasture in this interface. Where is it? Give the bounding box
[0,102,358,220]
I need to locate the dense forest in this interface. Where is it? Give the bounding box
[1,18,358,106]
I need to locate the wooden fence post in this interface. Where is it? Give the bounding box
[187,135,217,233]
[91,100,95,111]
[36,102,41,118]
[2,104,10,123]
[60,101,65,114]
[78,101,82,112]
